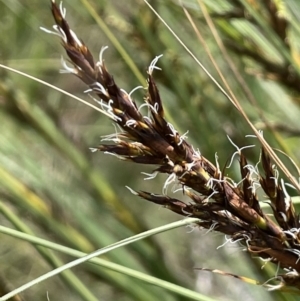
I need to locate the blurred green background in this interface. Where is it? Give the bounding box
[1,0,300,300]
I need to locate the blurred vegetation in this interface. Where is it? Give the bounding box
[1,0,300,300]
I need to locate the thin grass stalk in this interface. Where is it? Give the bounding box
[0,158,166,299]
[192,0,292,158]
[0,201,98,301]
[0,218,212,301]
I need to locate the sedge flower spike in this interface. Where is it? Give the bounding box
[43,0,300,291]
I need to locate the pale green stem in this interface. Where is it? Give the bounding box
[0,218,217,301]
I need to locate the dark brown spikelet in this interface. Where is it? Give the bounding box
[46,0,300,292]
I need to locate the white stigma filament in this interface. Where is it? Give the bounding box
[148,54,163,75]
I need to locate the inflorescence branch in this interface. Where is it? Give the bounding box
[43,0,300,291]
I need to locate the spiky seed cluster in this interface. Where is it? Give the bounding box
[47,0,300,290]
